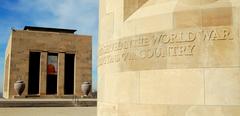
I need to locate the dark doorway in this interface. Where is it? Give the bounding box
[28,52,40,95]
[64,54,75,95]
[46,74,57,94]
[46,53,58,95]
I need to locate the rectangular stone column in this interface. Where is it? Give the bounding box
[74,54,82,96]
[57,53,65,96]
[39,52,47,95]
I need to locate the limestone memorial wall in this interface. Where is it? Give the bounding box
[98,0,240,116]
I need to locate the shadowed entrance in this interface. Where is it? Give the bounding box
[46,53,58,95]
[64,54,75,95]
[28,52,40,95]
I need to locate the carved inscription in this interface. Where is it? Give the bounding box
[98,26,233,66]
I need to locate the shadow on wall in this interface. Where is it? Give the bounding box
[124,0,148,20]
[174,0,232,29]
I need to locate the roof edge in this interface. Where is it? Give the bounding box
[24,26,77,34]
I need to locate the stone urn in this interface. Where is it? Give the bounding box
[81,82,91,97]
[14,80,25,96]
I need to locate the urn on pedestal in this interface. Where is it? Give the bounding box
[14,80,25,96]
[81,82,91,97]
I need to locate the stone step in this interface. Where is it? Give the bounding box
[0,99,97,107]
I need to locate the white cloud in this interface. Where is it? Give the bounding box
[2,0,99,34]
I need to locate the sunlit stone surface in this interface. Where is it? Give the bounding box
[3,26,92,99]
[98,0,240,115]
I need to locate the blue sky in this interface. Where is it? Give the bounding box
[0,0,99,92]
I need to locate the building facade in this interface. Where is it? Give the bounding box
[98,0,240,116]
[3,26,92,99]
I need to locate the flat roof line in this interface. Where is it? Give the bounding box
[24,26,77,34]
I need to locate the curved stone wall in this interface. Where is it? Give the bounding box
[98,0,240,115]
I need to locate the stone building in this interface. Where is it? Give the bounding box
[3,26,92,99]
[98,0,240,116]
